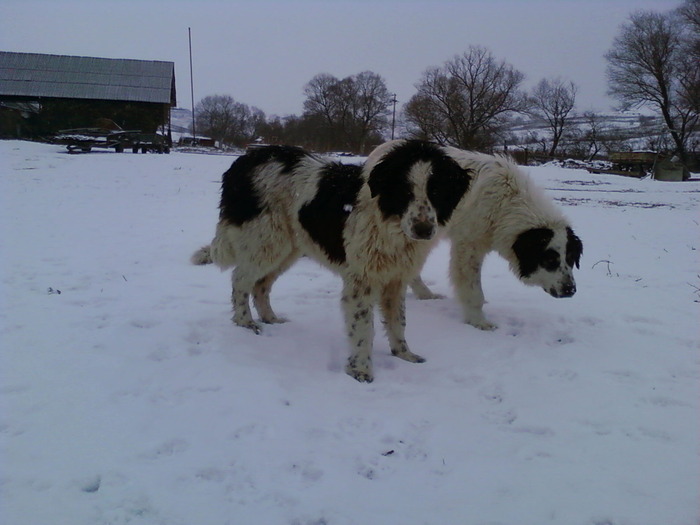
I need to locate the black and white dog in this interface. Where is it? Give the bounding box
[192,144,471,382]
[366,140,583,331]
[193,141,582,382]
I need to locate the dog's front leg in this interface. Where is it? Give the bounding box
[381,279,425,363]
[450,243,497,330]
[342,277,375,383]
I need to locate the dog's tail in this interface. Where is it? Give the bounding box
[190,245,213,265]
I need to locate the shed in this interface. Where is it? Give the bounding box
[0,51,176,138]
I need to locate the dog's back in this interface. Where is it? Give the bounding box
[218,145,309,227]
[207,146,314,269]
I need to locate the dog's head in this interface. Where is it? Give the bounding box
[368,140,471,241]
[511,226,583,298]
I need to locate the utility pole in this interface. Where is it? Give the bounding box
[188,27,196,143]
[391,93,397,140]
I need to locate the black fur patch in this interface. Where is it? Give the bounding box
[368,140,471,224]
[426,152,472,224]
[368,142,417,219]
[219,146,307,225]
[512,227,555,278]
[298,163,364,264]
[566,227,583,268]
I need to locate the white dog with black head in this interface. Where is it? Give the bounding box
[365,140,583,331]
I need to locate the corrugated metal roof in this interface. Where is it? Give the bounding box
[0,51,175,105]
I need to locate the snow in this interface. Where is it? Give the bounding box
[1,140,698,525]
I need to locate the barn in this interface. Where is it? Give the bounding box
[0,51,176,139]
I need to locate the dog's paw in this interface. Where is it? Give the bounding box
[346,357,374,383]
[466,317,498,331]
[261,315,289,325]
[463,307,497,331]
[473,320,498,331]
[234,319,263,334]
[391,347,426,363]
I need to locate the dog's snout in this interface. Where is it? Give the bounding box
[561,283,576,297]
[411,221,435,240]
[550,282,576,298]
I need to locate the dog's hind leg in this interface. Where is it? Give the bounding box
[253,273,286,324]
[342,276,376,383]
[231,267,263,334]
[380,279,426,363]
[253,251,299,324]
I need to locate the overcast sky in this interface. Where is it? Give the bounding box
[1,0,683,116]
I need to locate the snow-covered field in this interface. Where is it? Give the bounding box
[1,140,698,525]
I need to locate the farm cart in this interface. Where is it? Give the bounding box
[54,129,170,154]
[122,132,171,154]
[54,128,138,153]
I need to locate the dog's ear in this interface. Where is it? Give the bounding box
[512,227,554,278]
[368,161,388,199]
[368,152,413,218]
[566,227,583,269]
[427,157,471,224]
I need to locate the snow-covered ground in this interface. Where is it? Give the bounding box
[1,140,698,525]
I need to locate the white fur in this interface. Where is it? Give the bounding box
[399,161,439,241]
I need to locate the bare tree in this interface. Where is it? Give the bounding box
[404,46,527,150]
[678,0,700,60]
[403,89,452,145]
[348,71,393,152]
[581,111,605,159]
[194,95,236,146]
[195,95,262,147]
[677,0,700,115]
[303,73,345,149]
[529,78,578,157]
[403,68,466,145]
[303,71,392,153]
[605,9,698,164]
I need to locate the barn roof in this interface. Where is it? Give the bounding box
[0,51,175,105]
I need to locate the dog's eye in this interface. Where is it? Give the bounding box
[541,249,560,271]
